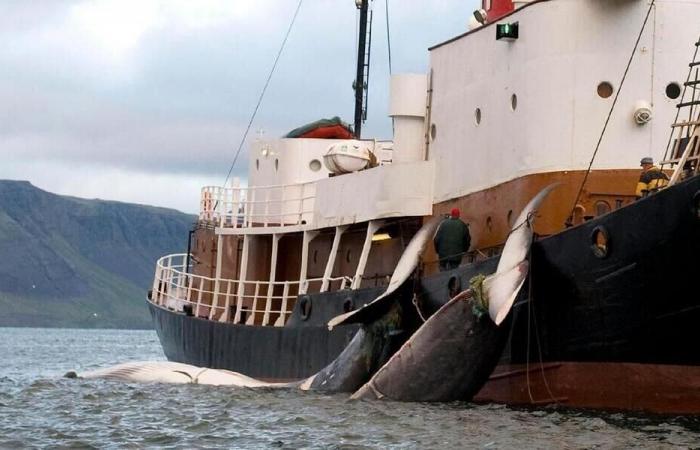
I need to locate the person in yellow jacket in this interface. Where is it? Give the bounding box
[636,157,669,199]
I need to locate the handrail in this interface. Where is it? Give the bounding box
[150,253,353,327]
[200,181,317,229]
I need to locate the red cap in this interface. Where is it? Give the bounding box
[450,208,460,218]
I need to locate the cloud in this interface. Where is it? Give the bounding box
[0,0,477,212]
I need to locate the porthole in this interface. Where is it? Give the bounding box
[692,191,700,220]
[448,275,461,298]
[666,82,681,100]
[255,159,260,171]
[342,298,355,313]
[430,123,437,141]
[475,108,482,125]
[591,226,610,258]
[595,201,611,217]
[299,296,312,321]
[309,159,322,172]
[511,93,518,111]
[274,158,279,171]
[597,82,614,99]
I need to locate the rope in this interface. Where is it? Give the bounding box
[525,248,557,404]
[412,293,427,322]
[566,0,656,225]
[525,265,534,402]
[220,0,304,189]
[529,247,556,402]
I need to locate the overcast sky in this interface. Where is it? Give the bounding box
[1,0,477,213]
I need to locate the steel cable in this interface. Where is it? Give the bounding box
[221,0,304,189]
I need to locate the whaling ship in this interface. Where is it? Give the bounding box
[147,0,700,414]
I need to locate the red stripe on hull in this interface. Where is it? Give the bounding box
[475,362,700,415]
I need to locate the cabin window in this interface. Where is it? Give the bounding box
[309,159,322,172]
[475,108,482,125]
[597,82,614,99]
[666,82,681,100]
[430,123,437,141]
[595,201,611,216]
[511,94,518,111]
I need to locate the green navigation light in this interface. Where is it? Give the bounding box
[496,22,519,41]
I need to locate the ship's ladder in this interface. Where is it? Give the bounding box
[360,1,373,122]
[661,37,700,185]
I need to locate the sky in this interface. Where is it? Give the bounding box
[1,0,477,213]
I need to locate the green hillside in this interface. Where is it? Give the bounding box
[0,180,195,328]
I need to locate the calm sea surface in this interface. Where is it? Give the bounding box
[0,327,698,449]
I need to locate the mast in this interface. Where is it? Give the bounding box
[354,0,372,138]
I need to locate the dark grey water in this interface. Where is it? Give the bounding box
[0,328,698,449]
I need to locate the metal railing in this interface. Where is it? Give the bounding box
[150,254,352,327]
[199,182,316,229]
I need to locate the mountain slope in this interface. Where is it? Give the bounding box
[0,180,195,328]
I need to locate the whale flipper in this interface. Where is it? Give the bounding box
[327,217,441,330]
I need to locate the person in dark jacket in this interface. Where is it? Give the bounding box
[434,208,471,271]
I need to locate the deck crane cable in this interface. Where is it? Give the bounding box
[385,0,392,75]
[385,0,395,135]
[566,0,655,226]
[220,0,304,190]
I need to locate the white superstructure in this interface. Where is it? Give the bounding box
[156,0,700,327]
[429,0,699,202]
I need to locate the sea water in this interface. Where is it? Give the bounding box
[0,328,698,449]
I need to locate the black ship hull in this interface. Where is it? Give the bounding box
[149,175,700,412]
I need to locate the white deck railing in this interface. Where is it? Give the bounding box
[199,182,316,229]
[150,254,352,327]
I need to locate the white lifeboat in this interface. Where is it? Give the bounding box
[323,141,372,174]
